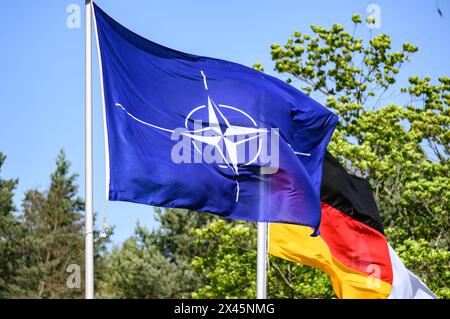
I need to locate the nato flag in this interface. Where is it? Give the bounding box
[93,3,337,235]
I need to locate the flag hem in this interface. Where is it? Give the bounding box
[92,2,111,202]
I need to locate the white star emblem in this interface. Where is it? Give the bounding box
[179,71,268,174]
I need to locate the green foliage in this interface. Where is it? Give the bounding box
[98,208,214,298]
[395,238,450,298]
[0,153,23,298]
[98,226,185,298]
[270,19,417,104]
[351,14,362,24]
[192,220,256,298]
[192,220,334,299]
[0,150,107,298]
[252,62,264,72]
[12,150,86,298]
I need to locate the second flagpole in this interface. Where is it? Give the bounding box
[256,222,268,299]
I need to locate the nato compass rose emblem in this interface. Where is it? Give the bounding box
[114,71,270,202]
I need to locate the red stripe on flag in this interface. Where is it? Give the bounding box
[320,202,393,285]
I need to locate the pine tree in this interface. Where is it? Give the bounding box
[15,150,85,298]
[0,152,23,298]
[151,208,215,295]
[98,208,214,298]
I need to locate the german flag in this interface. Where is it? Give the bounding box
[270,153,435,298]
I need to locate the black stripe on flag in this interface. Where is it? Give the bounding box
[320,152,384,234]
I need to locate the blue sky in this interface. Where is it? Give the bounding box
[0,0,449,245]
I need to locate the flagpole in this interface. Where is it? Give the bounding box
[85,0,94,299]
[256,222,268,299]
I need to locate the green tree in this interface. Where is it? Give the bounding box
[13,150,86,298]
[192,220,333,299]
[0,150,109,298]
[0,152,24,297]
[98,225,183,298]
[98,208,214,298]
[395,238,450,298]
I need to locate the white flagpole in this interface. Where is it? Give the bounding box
[256,222,268,299]
[85,0,94,299]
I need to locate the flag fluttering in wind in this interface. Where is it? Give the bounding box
[270,153,437,299]
[93,3,337,233]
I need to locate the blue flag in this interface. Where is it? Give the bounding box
[93,3,337,235]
